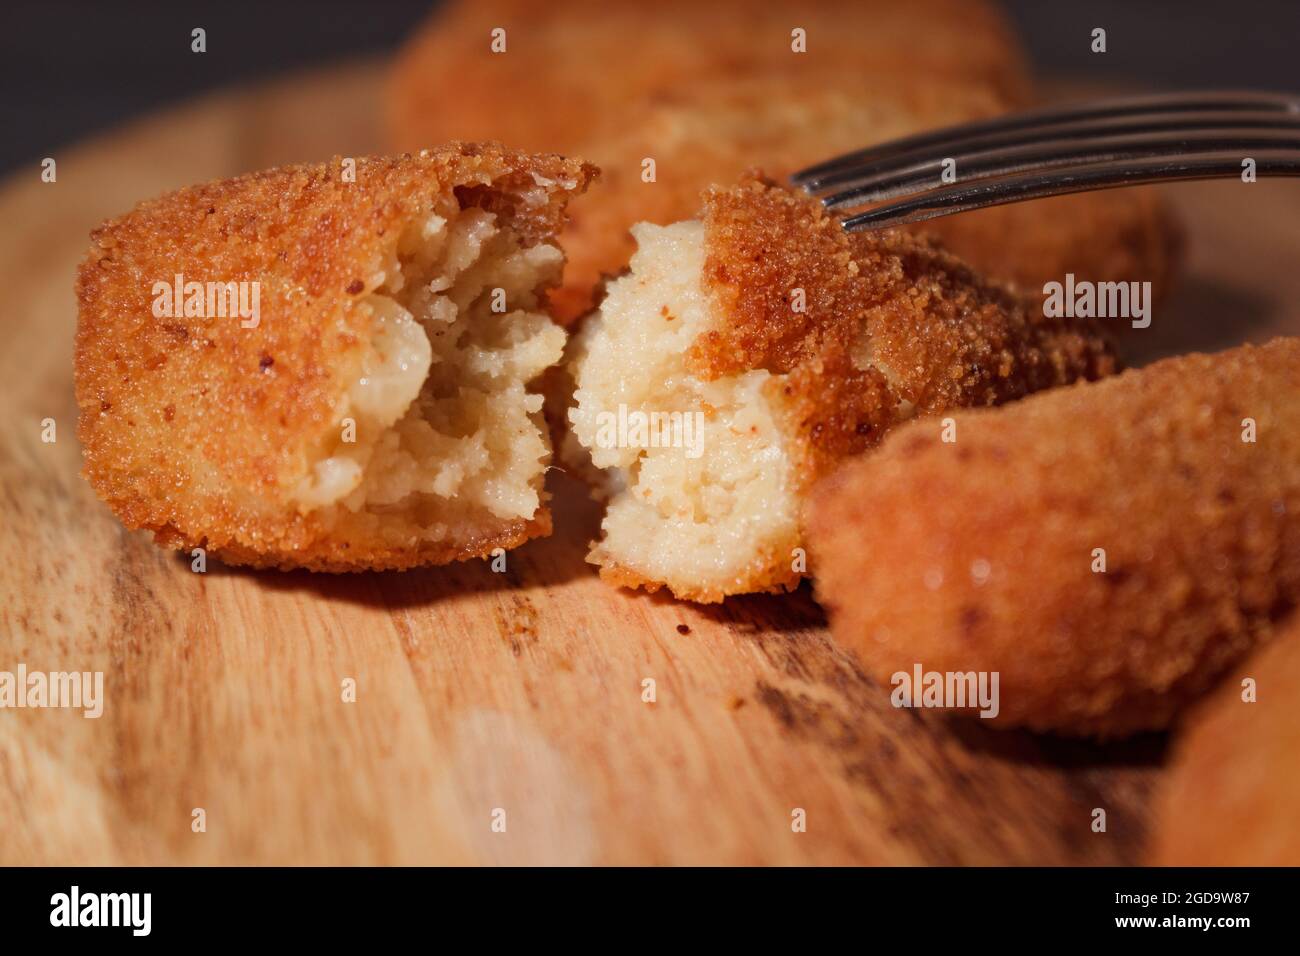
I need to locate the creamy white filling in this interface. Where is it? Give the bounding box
[293,207,564,523]
[569,221,799,586]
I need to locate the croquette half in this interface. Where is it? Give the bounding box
[75,143,596,571]
[808,338,1300,736]
[566,176,1116,603]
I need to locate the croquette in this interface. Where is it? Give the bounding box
[75,143,596,571]
[1151,616,1300,866]
[808,338,1300,736]
[388,0,1180,323]
[565,175,1116,603]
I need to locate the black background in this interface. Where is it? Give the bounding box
[2,866,1287,941]
[2,0,1299,175]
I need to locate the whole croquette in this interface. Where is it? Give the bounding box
[1151,617,1300,866]
[808,338,1300,737]
[75,143,596,571]
[387,0,1180,323]
[565,175,1116,603]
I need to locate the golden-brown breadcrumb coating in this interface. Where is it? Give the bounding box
[571,176,1115,602]
[1151,618,1300,866]
[387,0,1180,323]
[808,338,1300,737]
[76,143,595,571]
[695,177,1118,467]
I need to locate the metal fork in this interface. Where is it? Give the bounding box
[792,91,1300,232]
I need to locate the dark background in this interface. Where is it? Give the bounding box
[2,0,1298,176]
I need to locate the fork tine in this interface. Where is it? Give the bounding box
[823,127,1300,209]
[793,91,1300,189]
[839,150,1300,232]
[810,111,1300,198]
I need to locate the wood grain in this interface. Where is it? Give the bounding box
[3,60,1299,865]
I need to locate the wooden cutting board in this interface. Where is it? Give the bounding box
[3,59,1298,865]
